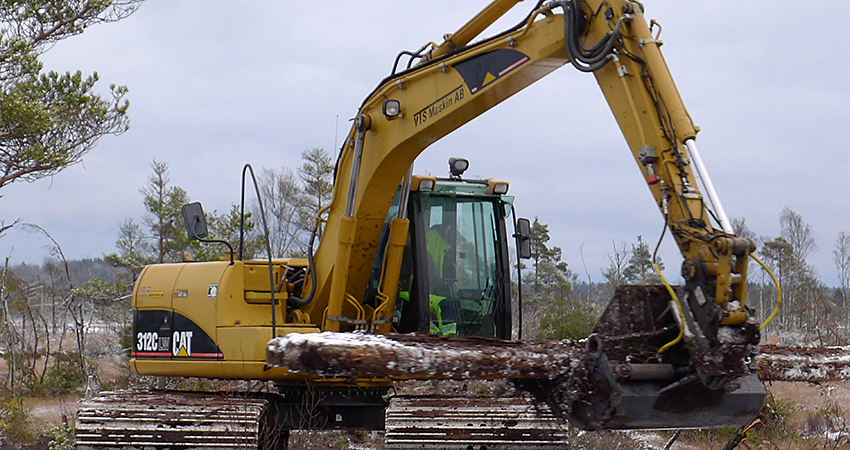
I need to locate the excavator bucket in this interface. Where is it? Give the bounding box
[566,285,765,430]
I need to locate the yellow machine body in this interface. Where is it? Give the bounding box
[128,0,766,431]
[132,260,318,380]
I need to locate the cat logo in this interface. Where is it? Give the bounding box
[172,331,194,357]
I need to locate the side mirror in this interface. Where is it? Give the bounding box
[516,217,531,260]
[182,202,208,240]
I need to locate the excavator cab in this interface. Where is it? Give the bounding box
[365,162,515,340]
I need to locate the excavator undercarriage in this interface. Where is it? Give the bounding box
[76,390,278,450]
[76,386,389,450]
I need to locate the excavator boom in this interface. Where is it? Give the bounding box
[309,0,756,348]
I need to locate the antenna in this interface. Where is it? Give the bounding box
[334,114,339,150]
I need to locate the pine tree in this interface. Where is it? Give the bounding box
[523,217,573,300]
[140,160,189,263]
[297,148,333,239]
[623,235,663,284]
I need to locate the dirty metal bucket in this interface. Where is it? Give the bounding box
[569,285,765,430]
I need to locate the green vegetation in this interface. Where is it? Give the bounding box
[536,300,597,340]
[748,394,800,445]
[0,396,38,445]
[43,353,88,396]
[0,0,142,234]
[47,423,75,450]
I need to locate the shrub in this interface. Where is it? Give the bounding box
[750,394,799,444]
[47,423,75,450]
[0,396,37,447]
[119,324,134,357]
[806,397,845,434]
[536,299,598,340]
[43,352,89,395]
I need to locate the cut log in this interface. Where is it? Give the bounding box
[267,332,584,379]
[268,332,850,384]
[272,333,850,430]
[756,345,850,382]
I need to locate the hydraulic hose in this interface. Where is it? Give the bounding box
[651,213,684,353]
[655,263,684,353]
[751,254,781,330]
[286,205,328,307]
[551,0,621,73]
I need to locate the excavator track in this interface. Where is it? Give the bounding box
[385,394,570,450]
[76,390,283,450]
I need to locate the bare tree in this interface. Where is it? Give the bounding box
[602,239,630,290]
[834,231,850,317]
[780,207,817,262]
[21,224,93,379]
[0,219,20,238]
[255,167,304,257]
[766,208,828,337]
[731,216,757,241]
[254,149,334,258]
[760,237,793,328]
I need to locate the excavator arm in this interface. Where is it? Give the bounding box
[304,0,758,366]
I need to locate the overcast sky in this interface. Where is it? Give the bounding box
[2,1,848,287]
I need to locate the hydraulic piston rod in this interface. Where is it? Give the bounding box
[685,139,732,234]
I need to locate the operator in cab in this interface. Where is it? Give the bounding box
[426,223,458,335]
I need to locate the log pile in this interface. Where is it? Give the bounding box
[267,332,850,383]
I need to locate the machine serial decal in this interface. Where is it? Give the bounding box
[135,331,170,356]
[132,310,223,359]
[174,289,188,298]
[413,85,465,127]
[453,48,529,94]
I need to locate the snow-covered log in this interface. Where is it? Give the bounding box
[267,332,850,383]
[266,332,584,379]
[756,345,850,382]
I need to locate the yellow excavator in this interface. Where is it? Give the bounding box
[77,1,769,448]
